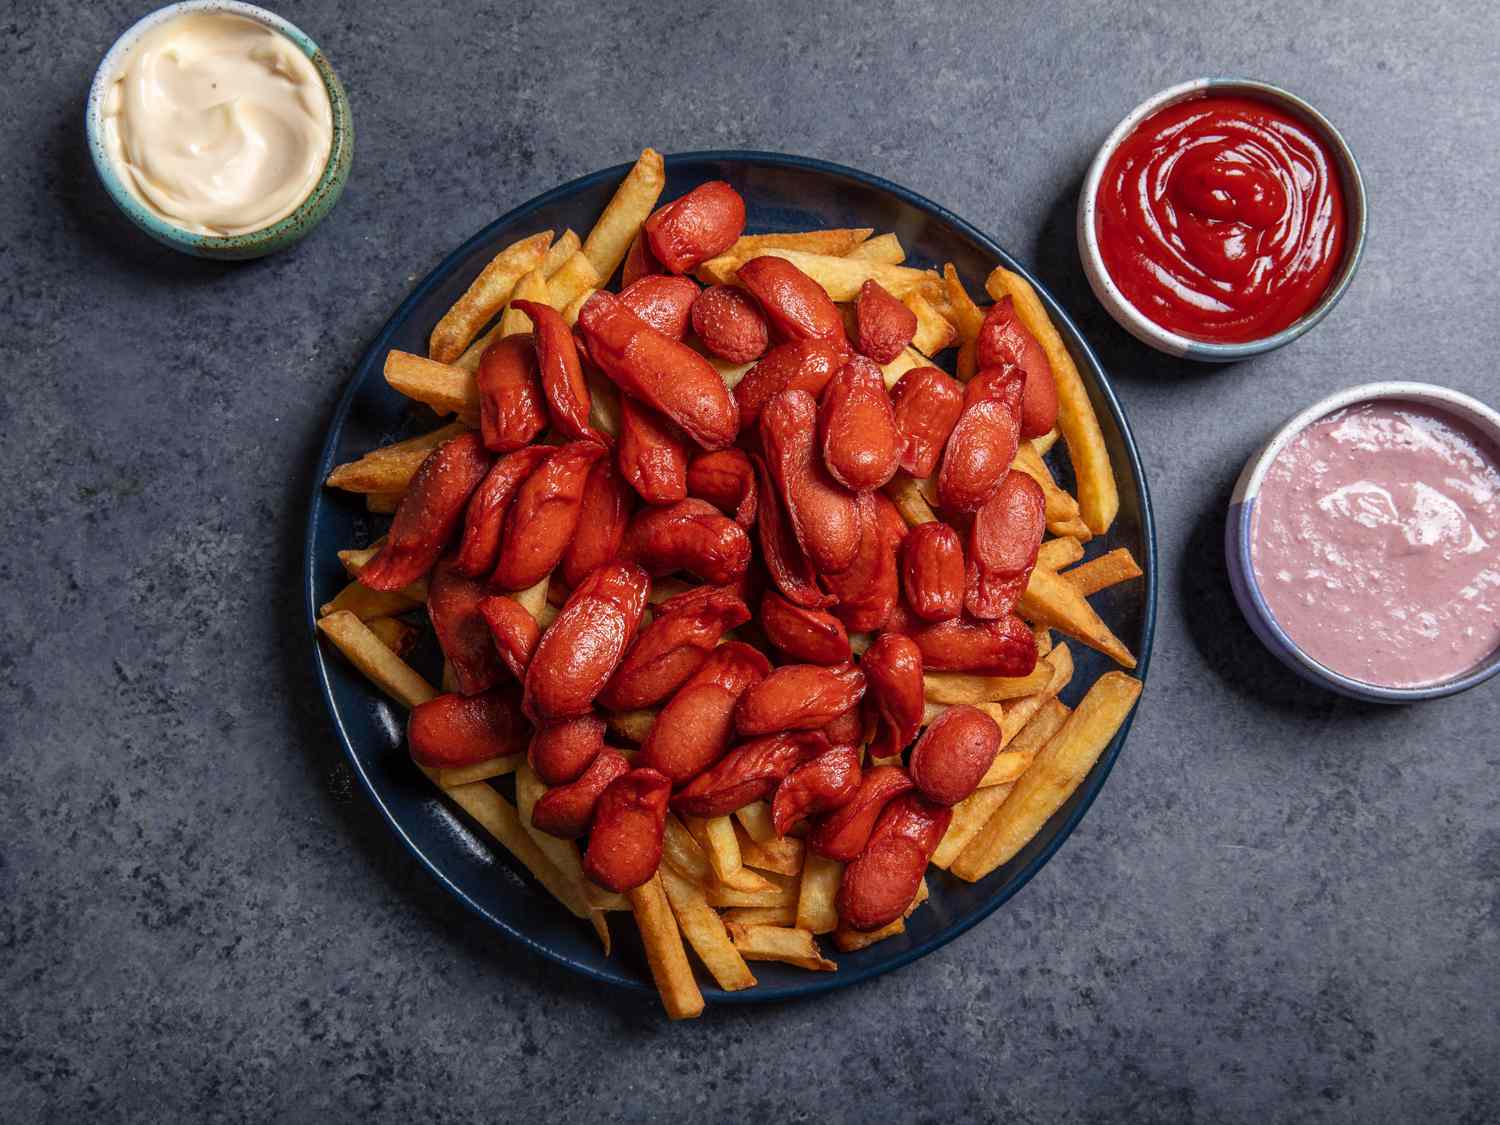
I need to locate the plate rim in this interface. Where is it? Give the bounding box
[305,149,1158,1004]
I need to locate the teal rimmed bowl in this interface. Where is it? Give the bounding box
[85,1,353,260]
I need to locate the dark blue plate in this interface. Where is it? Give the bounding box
[306,152,1157,1005]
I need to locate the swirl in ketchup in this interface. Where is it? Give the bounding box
[1096,94,1347,344]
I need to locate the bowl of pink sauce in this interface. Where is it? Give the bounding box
[1227,381,1500,702]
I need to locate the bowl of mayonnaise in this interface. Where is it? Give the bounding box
[86,1,353,259]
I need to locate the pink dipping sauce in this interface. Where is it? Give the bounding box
[1252,399,1500,687]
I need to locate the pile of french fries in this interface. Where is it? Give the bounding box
[317,149,1145,1018]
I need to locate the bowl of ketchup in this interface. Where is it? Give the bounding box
[1079,79,1366,361]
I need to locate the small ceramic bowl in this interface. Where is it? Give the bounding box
[1226,381,1500,703]
[85,1,353,260]
[1077,78,1366,362]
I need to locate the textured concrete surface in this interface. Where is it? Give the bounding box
[3,0,1498,1120]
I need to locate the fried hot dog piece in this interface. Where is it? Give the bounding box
[636,642,771,783]
[670,731,829,818]
[490,440,607,591]
[908,704,1002,805]
[771,744,862,836]
[837,793,951,931]
[584,768,673,892]
[531,748,631,839]
[738,255,848,348]
[977,296,1058,439]
[966,469,1045,620]
[808,765,914,861]
[644,181,746,274]
[523,561,650,722]
[407,687,527,769]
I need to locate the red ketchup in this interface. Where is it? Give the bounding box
[1096,94,1346,344]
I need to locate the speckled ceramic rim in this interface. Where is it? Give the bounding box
[84,1,353,260]
[1077,78,1367,362]
[1226,381,1500,702]
[304,152,1158,1004]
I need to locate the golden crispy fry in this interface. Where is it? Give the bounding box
[952,672,1141,881]
[796,852,843,935]
[956,337,978,382]
[703,871,799,909]
[714,247,939,301]
[847,631,874,656]
[1036,536,1086,571]
[584,366,621,437]
[562,286,598,327]
[684,814,748,886]
[726,924,836,971]
[1063,548,1143,597]
[429,231,553,363]
[1020,566,1136,668]
[733,800,776,843]
[364,615,418,657]
[453,267,556,372]
[978,698,1070,789]
[547,251,603,311]
[383,350,480,425]
[606,708,656,744]
[325,421,471,493]
[931,784,1014,869]
[922,666,1052,705]
[706,355,755,389]
[1011,442,1088,540]
[734,821,804,877]
[1032,427,1060,456]
[884,473,939,527]
[660,866,758,991]
[629,872,705,1019]
[662,814,713,885]
[722,905,799,927]
[366,492,402,513]
[844,232,905,264]
[437,753,522,787]
[511,575,550,622]
[941,263,985,342]
[999,643,1073,742]
[647,577,698,605]
[921,699,1003,731]
[515,763,625,927]
[319,577,425,620]
[986,266,1118,534]
[542,228,582,277]
[831,879,928,952]
[317,612,437,707]
[583,148,666,281]
[1034,625,1054,659]
[905,291,958,356]
[879,344,932,389]
[721,228,874,260]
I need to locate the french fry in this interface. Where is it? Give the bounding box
[733,821,804,877]
[847,631,874,656]
[1036,536,1085,571]
[383,350,479,425]
[704,871,799,909]
[796,852,843,935]
[1019,567,1136,668]
[541,228,582,277]
[515,763,625,927]
[879,345,931,389]
[429,231,553,363]
[733,801,777,844]
[606,709,656,744]
[546,251,603,311]
[726,924,836,971]
[1012,442,1089,540]
[716,247,939,301]
[437,753,523,787]
[318,578,425,621]
[831,879,928,952]
[940,263,985,342]
[365,492,402,514]
[585,366,621,436]
[956,337,978,382]
[922,666,1052,705]
[562,286,598,327]
[1000,643,1073,741]
[662,814,713,885]
[905,291,958,356]
[435,779,593,920]
[986,266,1118,535]
[722,905,799,927]
[364,615,418,657]
[922,699,1004,731]
[951,672,1141,881]
[660,866,758,991]
[885,473,939,526]
[685,815,746,886]
[324,421,471,493]
[511,574,551,622]
[1032,427,1061,456]
[706,355,755,389]
[1035,625,1054,659]
[933,701,1072,867]
[978,697,1070,789]
[316,611,437,708]
[845,232,905,264]
[441,660,459,694]
[721,228,874,260]
[1062,548,1143,597]
[338,545,382,574]
[453,265,556,372]
[629,872,704,1020]
[582,148,666,281]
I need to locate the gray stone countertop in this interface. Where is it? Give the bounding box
[3,1,1496,1120]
